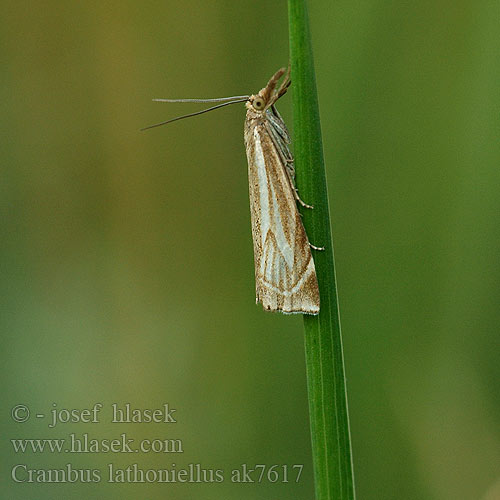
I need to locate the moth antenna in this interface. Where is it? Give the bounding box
[153,96,250,103]
[260,67,287,102]
[141,98,248,131]
[276,66,291,99]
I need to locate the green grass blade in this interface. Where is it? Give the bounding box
[288,1,356,498]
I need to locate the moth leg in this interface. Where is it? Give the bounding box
[282,154,296,176]
[281,153,313,208]
[282,156,313,208]
[309,243,325,251]
[294,188,314,209]
[265,119,314,208]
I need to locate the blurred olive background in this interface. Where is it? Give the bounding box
[2,1,499,499]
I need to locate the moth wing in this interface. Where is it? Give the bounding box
[245,124,319,314]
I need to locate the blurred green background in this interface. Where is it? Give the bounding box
[2,1,499,499]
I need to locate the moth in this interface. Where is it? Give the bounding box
[142,68,320,314]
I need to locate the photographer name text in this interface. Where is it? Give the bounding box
[11,403,176,428]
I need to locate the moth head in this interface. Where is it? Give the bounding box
[247,67,290,113]
[248,94,267,112]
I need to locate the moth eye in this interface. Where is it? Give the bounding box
[253,98,264,110]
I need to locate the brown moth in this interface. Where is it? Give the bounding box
[142,68,320,314]
[244,68,320,314]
